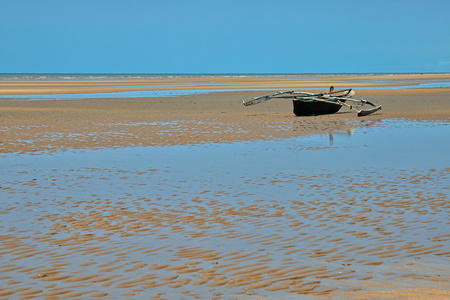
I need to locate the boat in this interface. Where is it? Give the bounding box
[243,86,382,117]
[292,97,342,116]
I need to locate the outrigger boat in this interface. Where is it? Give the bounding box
[243,86,382,117]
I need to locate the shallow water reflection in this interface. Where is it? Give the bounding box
[0,120,449,299]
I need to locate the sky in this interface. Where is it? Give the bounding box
[1,0,449,74]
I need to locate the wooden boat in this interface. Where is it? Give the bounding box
[243,86,382,117]
[292,97,342,116]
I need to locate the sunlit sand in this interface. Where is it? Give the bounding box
[0,74,449,299]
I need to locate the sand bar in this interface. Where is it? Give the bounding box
[1,73,450,95]
[1,74,449,153]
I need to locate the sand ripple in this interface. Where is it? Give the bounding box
[1,160,448,298]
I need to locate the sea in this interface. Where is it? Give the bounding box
[1,72,449,81]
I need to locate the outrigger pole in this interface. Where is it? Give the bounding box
[243,87,382,117]
[243,90,295,106]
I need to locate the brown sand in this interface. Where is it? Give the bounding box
[1,165,449,299]
[0,74,449,299]
[1,73,449,95]
[0,74,449,153]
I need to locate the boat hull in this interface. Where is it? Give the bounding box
[292,99,342,116]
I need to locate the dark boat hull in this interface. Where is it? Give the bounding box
[292,99,342,116]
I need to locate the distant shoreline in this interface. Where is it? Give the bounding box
[1,72,450,81]
[1,73,450,97]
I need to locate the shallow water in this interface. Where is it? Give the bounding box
[0,120,449,299]
[1,79,449,100]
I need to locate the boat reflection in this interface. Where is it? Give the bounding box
[329,128,354,144]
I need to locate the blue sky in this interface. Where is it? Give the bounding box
[1,0,449,74]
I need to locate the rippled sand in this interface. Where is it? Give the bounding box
[0,75,449,299]
[1,138,449,299]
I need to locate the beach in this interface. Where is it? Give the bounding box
[1,73,449,154]
[0,74,449,299]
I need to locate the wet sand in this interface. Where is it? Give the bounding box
[0,74,449,299]
[1,73,450,95]
[0,75,449,154]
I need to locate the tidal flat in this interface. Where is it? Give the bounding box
[0,74,449,299]
[1,120,449,299]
